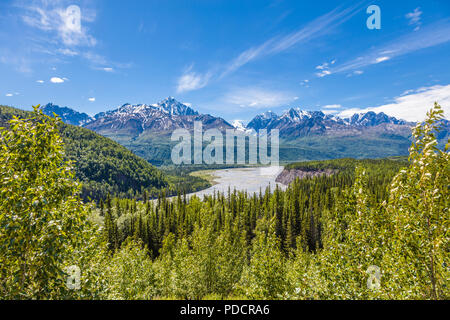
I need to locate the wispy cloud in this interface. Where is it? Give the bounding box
[321,104,342,115]
[224,87,295,109]
[58,48,79,56]
[316,70,331,78]
[406,7,423,31]
[178,3,363,92]
[5,92,20,97]
[324,19,450,77]
[300,79,310,87]
[88,97,95,102]
[19,0,96,47]
[0,51,32,73]
[323,104,342,109]
[176,65,212,93]
[221,5,359,78]
[83,52,131,72]
[315,59,338,77]
[338,84,450,122]
[7,1,129,73]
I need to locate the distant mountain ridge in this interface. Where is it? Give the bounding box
[42,103,93,126]
[40,98,449,165]
[247,108,413,138]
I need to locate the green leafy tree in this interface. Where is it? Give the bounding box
[0,106,101,299]
[306,165,390,299]
[239,218,287,299]
[104,239,156,300]
[383,103,449,299]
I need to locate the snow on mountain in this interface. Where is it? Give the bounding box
[84,97,232,137]
[232,120,246,130]
[246,107,414,137]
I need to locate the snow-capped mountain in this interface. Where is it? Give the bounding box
[84,97,232,138]
[246,111,278,131]
[157,97,198,116]
[92,97,198,121]
[41,103,93,126]
[346,111,408,126]
[247,108,414,138]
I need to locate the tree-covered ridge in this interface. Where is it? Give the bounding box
[285,157,408,172]
[0,105,167,200]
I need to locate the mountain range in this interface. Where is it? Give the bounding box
[41,98,449,165]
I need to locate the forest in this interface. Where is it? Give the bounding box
[0,105,212,201]
[0,104,448,300]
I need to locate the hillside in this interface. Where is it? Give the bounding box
[0,105,168,200]
[278,157,408,185]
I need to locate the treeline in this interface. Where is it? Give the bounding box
[0,104,448,300]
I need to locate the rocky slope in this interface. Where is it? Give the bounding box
[276,168,337,185]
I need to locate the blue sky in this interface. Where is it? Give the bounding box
[0,0,449,122]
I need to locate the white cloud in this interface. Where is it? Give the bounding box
[300,80,310,87]
[323,109,340,115]
[88,97,95,102]
[353,70,364,75]
[36,80,44,83]
[315,59,337,77]
[102,67,114,72]
[338,84,450,122]
[323,104,342,109]
[225,87,294,109]
[5,93,13,97]
[176,65,212,93]
[50,77,65,83]
[316,62,329,70]
[316,70,331,77]
[375,56,390,63]
[406,8,422,31]
[322,104,342,115]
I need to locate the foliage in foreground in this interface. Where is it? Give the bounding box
[0,104,448,300]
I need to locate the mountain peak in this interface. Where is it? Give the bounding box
[41,103,93,126]
[157,97,199,116]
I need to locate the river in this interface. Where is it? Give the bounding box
[188,166,286,199]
